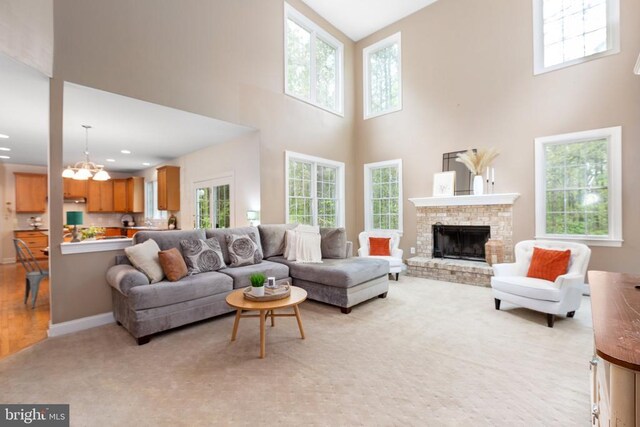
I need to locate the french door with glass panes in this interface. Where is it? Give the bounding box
[193,177,233,229]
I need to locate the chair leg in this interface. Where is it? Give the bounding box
[546,314,555,328]
[28,276,45,309]
[395,273,399,281]
[566,311,575,318]
[494,298,501,310]
[378,292,388,299]
[24,278,30,304]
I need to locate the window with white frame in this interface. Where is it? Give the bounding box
[534,126,622,246]
[145,181,167,221]
[284,3,344,115]
[363,32,402,119]
[286,151,345,227]
[533,0,620,74]
[364,159,403,233]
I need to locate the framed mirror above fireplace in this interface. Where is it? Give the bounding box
[442,149,475,195]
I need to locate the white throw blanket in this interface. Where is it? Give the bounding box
[285,224,323,263]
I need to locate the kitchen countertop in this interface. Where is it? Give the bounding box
[14,228,49,232]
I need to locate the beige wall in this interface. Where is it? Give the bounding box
[1,163,49,263]
[0,0,53,76]
[355,0,640,273]
[49,0,356,323]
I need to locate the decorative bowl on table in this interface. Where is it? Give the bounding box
[243,282,291,301]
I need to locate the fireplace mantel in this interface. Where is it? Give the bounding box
[409,193,520,207]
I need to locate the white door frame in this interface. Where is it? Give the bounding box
[192,172,235,229]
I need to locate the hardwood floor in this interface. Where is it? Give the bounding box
[0,262,50,359]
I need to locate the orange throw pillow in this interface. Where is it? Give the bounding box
[369,237,391,256]
[158,247,188,282]
[526,247,571,282]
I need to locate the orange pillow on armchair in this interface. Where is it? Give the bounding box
[369,237,391,256]
[526,247,571,282]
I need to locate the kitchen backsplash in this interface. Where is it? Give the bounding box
[63,204,173,229]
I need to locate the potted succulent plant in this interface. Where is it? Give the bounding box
[249,273,266,297]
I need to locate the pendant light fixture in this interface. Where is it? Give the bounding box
[62,125,111,181]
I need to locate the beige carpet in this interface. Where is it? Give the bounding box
[0,276,593,426]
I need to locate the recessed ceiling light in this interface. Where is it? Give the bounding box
[0,147,10,151]
[96,164,105,168]
[106,158,115,162]
[0,155,10,159]
[0,134,8,139]
[142,162,150,166]
[121,149,131,154]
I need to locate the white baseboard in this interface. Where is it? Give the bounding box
[48,312,115,337]
[2,257,16,264]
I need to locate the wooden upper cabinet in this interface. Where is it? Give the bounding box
[87,179,114,212]
[113,179,128,213]
[127,177,145,213]
[63,178,88,199]
[157,166,180,211]
[14,173,47,213]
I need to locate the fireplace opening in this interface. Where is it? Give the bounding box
[432,225,490,262]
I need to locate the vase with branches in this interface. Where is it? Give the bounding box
[455,148,500,195]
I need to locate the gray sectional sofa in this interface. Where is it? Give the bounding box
[106,225,389,344]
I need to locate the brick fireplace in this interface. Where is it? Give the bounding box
[406,193,519,287]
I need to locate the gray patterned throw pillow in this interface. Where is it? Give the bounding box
[180,238,226,275]
[226,233,263,267]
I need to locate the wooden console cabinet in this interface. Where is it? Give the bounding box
[14,173,47,213]
[157,166,180,211]
[588,271,640,426]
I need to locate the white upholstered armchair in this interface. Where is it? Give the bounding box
[358,231,404,281]
[491,240,591,327]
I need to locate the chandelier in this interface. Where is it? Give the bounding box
[62,125,111,181]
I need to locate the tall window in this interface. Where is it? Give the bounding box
[285,3,344,115]
[533,0,620,74]
[286,151,345,227]
[363,32,402,119]
[194,179,232,229]
[534,126,622,246]
[145,181,167,220]
[364,160,403,233]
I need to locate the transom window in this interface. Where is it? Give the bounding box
[534,126,622,246]
[286,151,345,227]
[364,159,403,233]
[533,0,620,74]
[363,32,402,119]
[284,3,344,115]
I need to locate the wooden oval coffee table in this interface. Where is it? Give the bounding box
[225,286,307,359]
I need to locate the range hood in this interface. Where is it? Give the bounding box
[64,197,87,204]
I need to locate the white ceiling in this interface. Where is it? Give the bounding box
[0,52,254,172]
[300,0,439,41]
[63,83,253,173]
[0,54,49,166]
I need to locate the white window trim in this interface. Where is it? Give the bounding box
[532,0,620,75]
[285,150,345,227]
[192,172,235,229]
[284,2,344,116]
[364,159,403,234]
[534,126,622,247]
[363,32,402,120]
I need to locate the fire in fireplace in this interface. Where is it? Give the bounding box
[432,224,490,262]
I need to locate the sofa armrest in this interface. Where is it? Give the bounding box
[554,273,584,289]
[492,262,519,276]
[345,241,353,258]
[106,264,149,295]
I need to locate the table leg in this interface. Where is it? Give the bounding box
[294,304,305,339]
[270,309,275,327]
[259,309,266,359]
[231,309,242,341]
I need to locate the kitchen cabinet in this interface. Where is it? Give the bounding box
[126,229,139,238]
[87,179,114,212]
[14,173,47,213]
[157,166,180,211]
[104,227,124,237]
[127,177,145,213]
[113,179,128,212]
[14,230,48,260]
[63,178,87,199]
